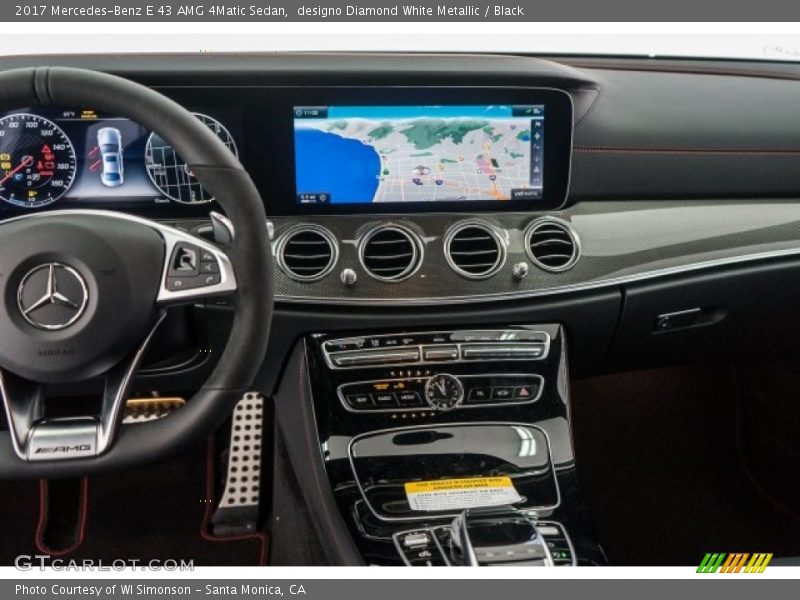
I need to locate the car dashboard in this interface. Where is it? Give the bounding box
[4,54,800,311]
[4,51,800,568]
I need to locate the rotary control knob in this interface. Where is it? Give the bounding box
[424,373,464,411]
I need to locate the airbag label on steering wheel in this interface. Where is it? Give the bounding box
[404,476,522,512]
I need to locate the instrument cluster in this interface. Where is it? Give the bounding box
[0,107,239,215]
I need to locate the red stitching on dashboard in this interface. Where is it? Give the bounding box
[200,437,269,566]
[35,477,89,557]
[574,145,800,155]
[562,60,800,83]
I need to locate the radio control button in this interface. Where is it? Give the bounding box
[346,394,373,409]
[373,392,398,407]
[397,391,423,407]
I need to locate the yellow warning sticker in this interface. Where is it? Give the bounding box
[404,476,522,512]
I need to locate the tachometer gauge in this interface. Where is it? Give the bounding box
[0,113,77,208]
[144,113,238,204]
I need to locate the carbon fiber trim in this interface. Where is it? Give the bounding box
[167,199,800,305]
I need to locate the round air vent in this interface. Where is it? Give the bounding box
[445,222,505,279]
[359,225,421,282]
[277,225,338,281]
[525,218,580,272]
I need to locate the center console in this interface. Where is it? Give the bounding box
[304,325,604,566]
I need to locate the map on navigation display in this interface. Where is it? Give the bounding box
[293,105,544,205]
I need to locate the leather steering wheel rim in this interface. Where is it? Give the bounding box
[0,67,273,478]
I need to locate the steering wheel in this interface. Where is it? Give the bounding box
[0,67,273,478]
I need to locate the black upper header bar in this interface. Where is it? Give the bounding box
[3,0,794,21]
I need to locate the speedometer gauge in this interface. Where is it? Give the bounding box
[0,113,76,208]
[144,113,238,204]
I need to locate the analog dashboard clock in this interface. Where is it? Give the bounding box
[424,373,465,410]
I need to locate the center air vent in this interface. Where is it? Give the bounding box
[359,225,421,282]
[525,218,580,272]
[445,222,505,279]
[277,226,337,281]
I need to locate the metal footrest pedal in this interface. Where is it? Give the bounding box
[210,392,265,536]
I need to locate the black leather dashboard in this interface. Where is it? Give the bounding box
[571,67,800,200]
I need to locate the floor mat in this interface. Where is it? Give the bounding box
[0,479,39,565]
[2,443,266,567]
[571,364,800,566]
[74,443,265,566]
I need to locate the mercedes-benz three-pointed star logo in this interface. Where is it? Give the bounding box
[17,263,89,330]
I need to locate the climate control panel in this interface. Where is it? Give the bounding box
[309,326,558,421]
[322,329,550,369]
[338,373,543,413]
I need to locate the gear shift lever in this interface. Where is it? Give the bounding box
[449,506,553,566]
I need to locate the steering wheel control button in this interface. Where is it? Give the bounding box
[169,243,201,277]
[167,273,221,290]
[200,261,220,274]
[424,373,464,411]
[166,242,225,291]
[17,263,89,331]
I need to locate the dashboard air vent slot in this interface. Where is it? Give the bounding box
[526,219,580,272]
[445,222,505,279]
[278,226,337,281]
[359,225,420,282]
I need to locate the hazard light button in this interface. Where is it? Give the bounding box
[514,383,540,400]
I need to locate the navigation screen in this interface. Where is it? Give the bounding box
[293,104,544,205]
